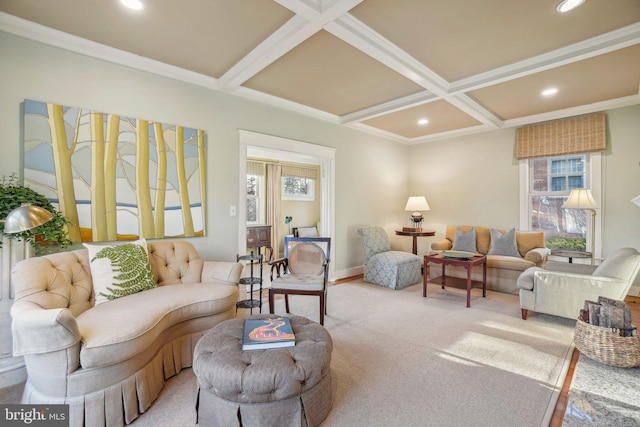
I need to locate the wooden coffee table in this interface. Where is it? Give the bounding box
[423,253,487,307]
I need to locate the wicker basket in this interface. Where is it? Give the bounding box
[574,319,640,368]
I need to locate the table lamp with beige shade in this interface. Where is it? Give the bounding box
[404,196,430,230]
[562,188,597,265]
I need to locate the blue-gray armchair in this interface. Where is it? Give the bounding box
[357,226,421,290]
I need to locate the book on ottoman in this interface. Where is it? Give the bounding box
[242,317,296,351]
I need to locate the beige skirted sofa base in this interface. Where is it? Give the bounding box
[430,225,550,294]
[11,241,242,427]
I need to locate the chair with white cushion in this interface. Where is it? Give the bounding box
[517,247,640,320]
[357,226,422,290]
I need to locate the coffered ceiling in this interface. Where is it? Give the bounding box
[1,0,639,144]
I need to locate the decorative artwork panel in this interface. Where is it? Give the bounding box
[22,99,206,242]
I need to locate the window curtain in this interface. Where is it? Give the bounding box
[516,113,606,159]
[266,164,281,258]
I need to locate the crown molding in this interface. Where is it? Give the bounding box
[230,85,342,124]
[346,122,409,144]
[0,12,218,90]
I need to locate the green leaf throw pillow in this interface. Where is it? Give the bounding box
[84,239,155,305]
[488,228,521,258]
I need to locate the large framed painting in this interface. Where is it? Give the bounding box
[22,99,206,243]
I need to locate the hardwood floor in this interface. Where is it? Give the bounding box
[549,295,640,427]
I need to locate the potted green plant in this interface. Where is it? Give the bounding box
[1,174,72,255]
[285,216,293,235]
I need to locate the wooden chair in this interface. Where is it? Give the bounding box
[268,236,331,325]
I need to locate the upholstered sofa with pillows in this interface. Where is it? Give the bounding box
[10,239,242,427]
[430,225,550,294]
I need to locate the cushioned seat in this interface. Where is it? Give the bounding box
[486,255,536,271]
[357,226,421,290]
[77,283,237,368]
[194,314,333,427]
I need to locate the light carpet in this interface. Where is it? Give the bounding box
[132,279,576,427]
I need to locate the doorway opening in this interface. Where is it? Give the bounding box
[238,131,336,272]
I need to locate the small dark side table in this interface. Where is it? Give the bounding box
[550,249,592,263]
[395,229,436,255]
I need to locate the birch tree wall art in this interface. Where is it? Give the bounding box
[22,99,207,243]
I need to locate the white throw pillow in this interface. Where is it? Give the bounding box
[297,226,319,237]
[84,239,155,305]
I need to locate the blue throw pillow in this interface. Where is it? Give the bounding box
[452,227,477,253]
[488,228,521,258]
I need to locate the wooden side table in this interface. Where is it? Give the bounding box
[395,229,435,255]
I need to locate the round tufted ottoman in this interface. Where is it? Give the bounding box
[193,314,333,427]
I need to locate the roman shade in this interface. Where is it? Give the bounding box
[516,113,606,159]
[281,165,319,180]
[246,161,265,176]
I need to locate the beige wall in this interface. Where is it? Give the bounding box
[408,128,520,255]
[0,31,411,276]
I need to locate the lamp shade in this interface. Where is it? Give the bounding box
[404,196,430,212]
[562,189,597,210]
[2,204,54,234]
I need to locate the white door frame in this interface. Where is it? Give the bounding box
[238,130,336,273]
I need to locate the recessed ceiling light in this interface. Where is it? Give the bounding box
[556,0,585,13]
[121,0,144,11]
[417,118,429,126]
[542,87,558,97]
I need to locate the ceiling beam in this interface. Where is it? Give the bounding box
[327,13,503,128]
[218,0,364,91]
[341,91,438,125]
[450,22,640,94]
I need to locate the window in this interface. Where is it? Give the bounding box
[528,154,590,250]
[246,174,265,225]
[281,176,315,201]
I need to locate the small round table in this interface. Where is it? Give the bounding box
[550,249,592,263]
[395,229,435,255]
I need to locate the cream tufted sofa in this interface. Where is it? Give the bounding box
[430,225,550,294]
[10,240,242,427]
